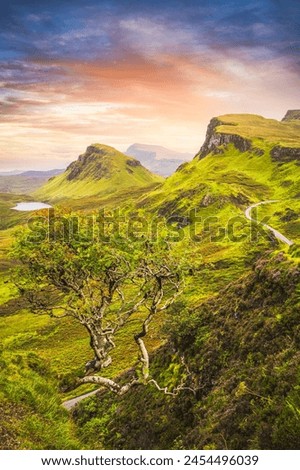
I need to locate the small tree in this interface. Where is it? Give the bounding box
[12,214,182,395]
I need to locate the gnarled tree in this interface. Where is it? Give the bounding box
[12,215,183,395]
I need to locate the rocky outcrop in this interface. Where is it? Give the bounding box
[271,145,300,163]
[66,146,111,181]
[282,110,300,122]
[196,118,252,159]
[200,193,215,207]
[66,157,109,181]
[126,159,141,168]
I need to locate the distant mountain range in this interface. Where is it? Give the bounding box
[0,169,63,177]
[0,143,193,195]
[18,169,64,178]
[0,170,24,176]
[0,169,64,194]
[125,143,193,177]
[1,111,300,450]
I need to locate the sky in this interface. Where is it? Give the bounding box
[0,0,299,171]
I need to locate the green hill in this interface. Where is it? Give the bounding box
[138,114,300,243]
[201,113,300,149]
[75,252,300,450]
[72,114,300,450]
[34,144,163,203]
[1,113,300,450]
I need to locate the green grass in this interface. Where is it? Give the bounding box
[0,193,35,230]
[34,144,163,203]
[216,114,300,147]
[50,183,162,211]
[0,113,299,449]
[255,199,300,244]
[0,351,80,449]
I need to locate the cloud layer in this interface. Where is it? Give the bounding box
[0,0,299,170]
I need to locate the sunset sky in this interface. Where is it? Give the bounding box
[0,0,299,170]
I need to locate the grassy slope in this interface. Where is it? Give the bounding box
[34,144,163,203]
[0,193,35,230]
[0,351,80,449]
[140,116,300,214]
[215,113,300,147]
[0,115,299,449]
[73,115,300,449]
[254,200,300,244]
[76,252,300,450]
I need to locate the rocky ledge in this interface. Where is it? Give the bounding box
[196,118,254,159]
[271,145,300,163]
[282,110,300,122]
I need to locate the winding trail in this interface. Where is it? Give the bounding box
[62,389,99,411]
[244,200,294,246]
[62,199,293,411]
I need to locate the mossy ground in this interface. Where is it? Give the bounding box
[215,114,300,147]
[0,114,299,449]
[255,199,300,244]
[0,193,35,230]
[75,253,300,450]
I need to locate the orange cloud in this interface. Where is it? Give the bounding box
[0,50,299,170]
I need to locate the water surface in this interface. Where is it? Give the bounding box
[11,202,52,211]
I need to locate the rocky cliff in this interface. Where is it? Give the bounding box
[195,113,300,162]
[271,145,300,162]
[282,110,300,122]
[195,117,253,159]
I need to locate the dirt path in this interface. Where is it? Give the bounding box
[244,200,294,246]
[63,199,293,411]
[62,389,99,411]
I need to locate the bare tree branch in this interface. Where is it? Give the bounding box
[13,232,188,397]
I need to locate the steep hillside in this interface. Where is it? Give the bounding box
[34,144,162,203]
[282,109,300,122]
[197,114,300,159]
[1,112,299,450]
[0,352,80,449]
[138,114,300,229]
[125,143,192,177]
[76,252,300,450]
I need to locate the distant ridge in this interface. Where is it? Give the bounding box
[0,170,23,176]
[0,169,65,194]
[20,169,64,178]
[125,143,193,177]
[282,110,300,121]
